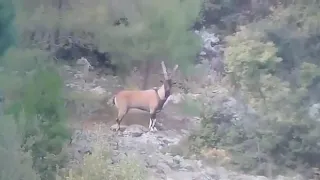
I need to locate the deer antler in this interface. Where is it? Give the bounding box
[170,64,179,77]
[161,61,169,80]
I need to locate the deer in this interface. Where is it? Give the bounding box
[112,61,179,132]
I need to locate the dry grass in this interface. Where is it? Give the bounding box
[200,147,231,164]
[63,125,147,180]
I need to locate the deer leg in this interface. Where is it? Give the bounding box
[115,110,126,132]
[151,118,157,132]
[149,113,157,132]
[115,118,121,131]
[148,118,153,129]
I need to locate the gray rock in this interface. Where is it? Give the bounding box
[203,167,218,179]
[157,162,172,174]
[173,155,183,164]
[255,176,269,180]
[179,159,195,171]
[162,156,174,167]
[275,175,304,180]
[309,103,320,121]
[110,124,128,131]
[166,171,203,180]
[111,150,129,163]
[145,155,159,168]
[123,124,149,137]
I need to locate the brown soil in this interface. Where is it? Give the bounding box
[78,103,191,132]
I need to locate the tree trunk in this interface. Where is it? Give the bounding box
[142,59,151,90]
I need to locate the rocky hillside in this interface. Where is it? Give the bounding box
[62,56,303,180]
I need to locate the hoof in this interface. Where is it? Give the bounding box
[150,127,158,132]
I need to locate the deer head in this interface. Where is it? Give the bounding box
[158,61,179,99]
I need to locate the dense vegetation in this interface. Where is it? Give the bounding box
[188,0,320,178]
[0,0,70,179]
[2,0,320,179]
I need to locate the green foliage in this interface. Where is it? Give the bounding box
[180,96,202,117]
[0,114,40,180]
[299,62,320,88]
[225,27,282,97]
[189,1,320,178]
[0,1,69,180]
[20,67,69,180]
[16,0,203,74]
[224,2,320,117]
[0,0,15,55]
[1,49,70,180]
[0,1,40,178]
[3,57,70,180]
[189,102,320,176]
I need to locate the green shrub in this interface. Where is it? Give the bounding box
[1,50,71,180]
[190,102,320,177]
[0,1,69,180]
[0,0,15,56]
[0,114,40,180]
[19,66,70,180]
[64,142,146,180]
[196,2,320,177]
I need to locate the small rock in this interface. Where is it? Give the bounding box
[169,93,184,104]
[90,86,106,95]
[179,159,195,171]
[166,172,195,180]
[110,124,128,131]
[203,167,218,179]
[63,65,72,71]
[255,176,269,180]
[111,151,128,163]
[173,155,183,164]
[162,157,175,168]
[123,124,149,137]
[146,155,159,168]
[275,175,304,180]
[215,167,229,179]
[148,173,165,180]
[196,160,203,168]
[157,162,172,174]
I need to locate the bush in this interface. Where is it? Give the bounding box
[188,3,320,176]
[192,105,320,176]
[1,1,69,180]
[1,48,71,180]
[0,0,15,56]
[64,141,146,180]
[0,114,40,180]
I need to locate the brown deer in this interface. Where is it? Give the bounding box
[112,61,178,132]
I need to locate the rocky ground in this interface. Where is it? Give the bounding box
[60,64,304,180]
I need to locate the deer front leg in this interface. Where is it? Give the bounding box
[151,118,157,132]
[116,118,121,131]
[149,113,157,132]
[114,110,126,132]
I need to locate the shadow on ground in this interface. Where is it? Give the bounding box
[80,103,191,132]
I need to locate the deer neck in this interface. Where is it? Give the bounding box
[157,84,166,100]
[153,84,171,112]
